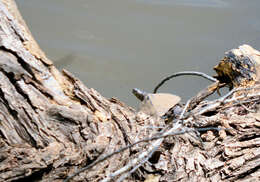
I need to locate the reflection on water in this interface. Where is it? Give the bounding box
[16,0,260,107]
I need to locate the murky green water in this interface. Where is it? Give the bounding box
[16,0,260,107]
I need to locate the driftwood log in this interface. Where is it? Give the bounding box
[0,1,259,181]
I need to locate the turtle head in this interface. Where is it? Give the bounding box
[132,88,147,101]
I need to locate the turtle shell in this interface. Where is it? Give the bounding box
[139,93,181,117]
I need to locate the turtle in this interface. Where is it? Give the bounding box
[132,88,181,117]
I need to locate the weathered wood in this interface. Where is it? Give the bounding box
[0,1,137,181]
[214,44,260,88]
[0,1,259,182]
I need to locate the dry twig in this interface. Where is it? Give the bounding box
[65,72,260,182]
[153,71,217,93]
[194,86,260,116]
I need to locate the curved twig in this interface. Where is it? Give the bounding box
[153,71,217,93]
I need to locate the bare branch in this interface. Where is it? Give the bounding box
[65,99,223,182]
[116,145,158,182]
[195,86,260,116]
[153,71,217,93]
[100,99,192,182]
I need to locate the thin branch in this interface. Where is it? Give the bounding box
[117,146,158,182]
[153,71,217,93]
[195,86,260,116]
[188,82,226,111]
[111,127,224,182]
[101,100,191,182]
[180,99,191,123]
[65,86,259,182]
[219,85,260,102]
[64,127,220,181]
[239,102,255,113]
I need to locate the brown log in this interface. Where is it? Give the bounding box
[0,1,259,182]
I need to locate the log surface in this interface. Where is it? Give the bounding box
[0,1,259,182]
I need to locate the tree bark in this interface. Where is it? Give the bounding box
[0,1,259,182]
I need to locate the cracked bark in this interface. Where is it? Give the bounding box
[0,1,259,182]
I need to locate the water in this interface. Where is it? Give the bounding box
[15,0,260,107]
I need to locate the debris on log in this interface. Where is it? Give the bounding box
[132,88,181,117]
[0,1,259,182]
